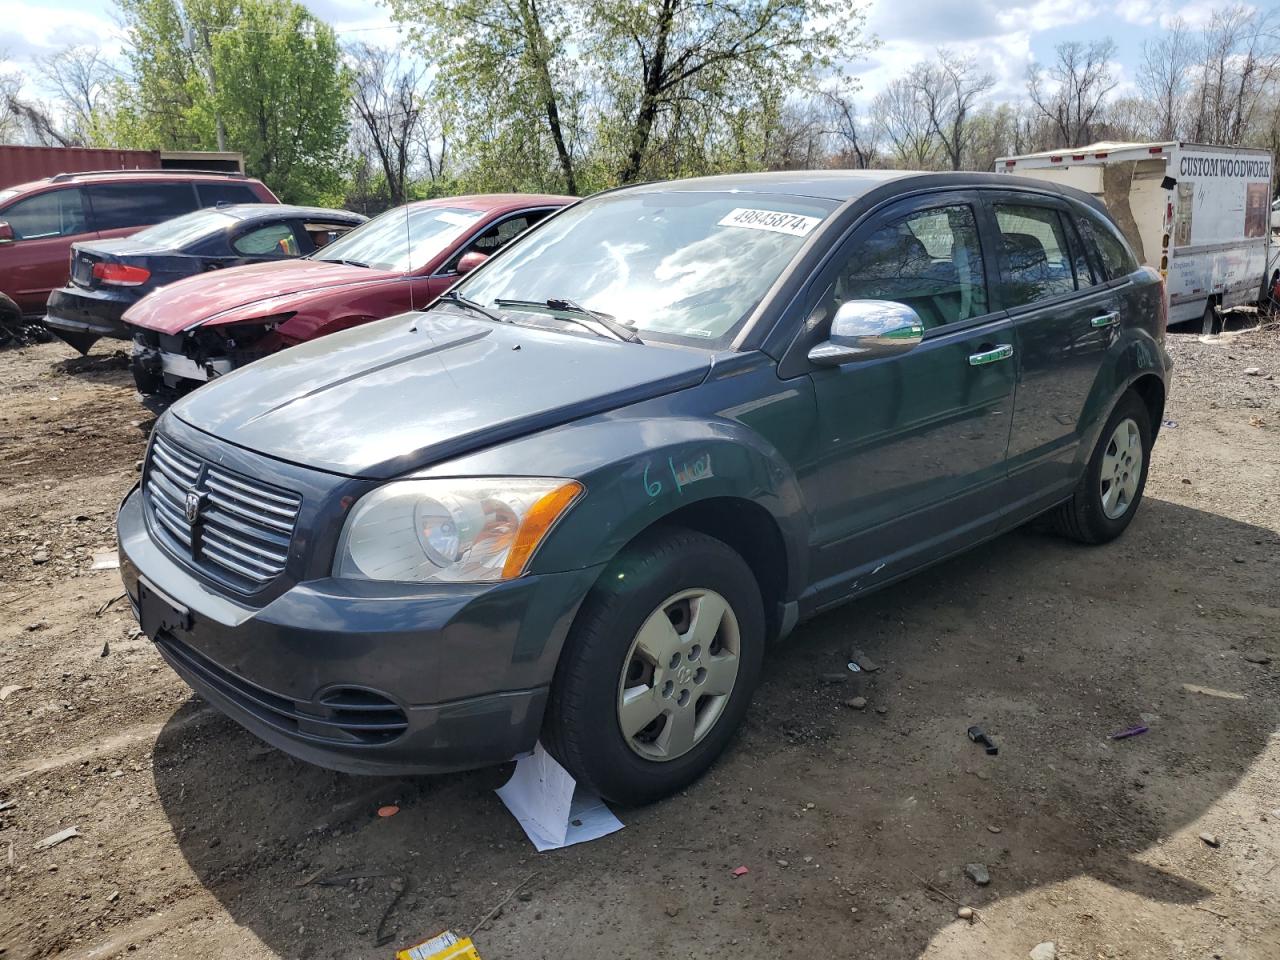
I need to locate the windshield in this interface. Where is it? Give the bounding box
[129,208,237,249]
[313,204,484,272]
[456,190,835,345]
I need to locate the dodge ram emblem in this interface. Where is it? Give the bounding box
[185,490,203,524]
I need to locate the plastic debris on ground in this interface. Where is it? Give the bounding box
[732,865,750,877]
[495,743,623,852]
[1108,724,1149,740]
[396,930,482,960]
[90,550,119,570]
[377,805,400,818]
[35,826,80,850]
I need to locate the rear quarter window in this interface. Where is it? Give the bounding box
[87,182,199,231]
[195,182,261,207]
[1076,208,1138,281]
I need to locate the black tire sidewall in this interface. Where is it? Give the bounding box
[1078,391,1152,541]
[547,529,765,805]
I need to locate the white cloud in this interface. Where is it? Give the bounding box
[0,3,125,62]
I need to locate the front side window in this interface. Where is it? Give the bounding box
[314,205,484,272]
[87,182,199,231]
[233,222,299,256]
[457,191,837,345]
[823,203,988,330]
[1076,208,1138,281]
[1,188,87,240]
[993,204,1078,306]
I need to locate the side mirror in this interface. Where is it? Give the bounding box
[0,222,13,243]
[808,300,923,367]
[456,250,489,275]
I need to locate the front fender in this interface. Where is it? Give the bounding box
[416,409,813,601]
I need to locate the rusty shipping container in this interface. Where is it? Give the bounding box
[0,145,244,189]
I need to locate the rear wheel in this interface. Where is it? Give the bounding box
[1200,296,1222,335]
[544,528,765,805]
[1048,390,1152,544]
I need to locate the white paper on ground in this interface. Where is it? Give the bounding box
[495,742,624,851]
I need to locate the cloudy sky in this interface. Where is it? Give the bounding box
[0,0,1245,106]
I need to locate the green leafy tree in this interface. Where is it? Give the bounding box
[112,0,349,202]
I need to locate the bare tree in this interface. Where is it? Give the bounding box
[1138,18,1194,140]
[34,45,115,144]
[1027,39,1118,148]
[1189,5,1280,144]
[911,49,995,170]
[871,77,939,168]
[820,87,876,169]
[348,42,438,207]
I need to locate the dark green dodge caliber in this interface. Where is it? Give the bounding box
[117,171,1171,804]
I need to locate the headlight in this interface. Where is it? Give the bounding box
[334,478,583,583]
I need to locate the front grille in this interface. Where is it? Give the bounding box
[144,433,301,591]
[156,633,409,746]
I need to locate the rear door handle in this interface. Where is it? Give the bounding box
[1090,311,1120,328]
[968,344,1013,366]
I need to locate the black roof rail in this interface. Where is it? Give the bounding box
[49,168,248,183]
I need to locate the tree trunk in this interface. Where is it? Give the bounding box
[519,0,576,194]
[618,0,676,183]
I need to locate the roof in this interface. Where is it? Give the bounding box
[213,204,365,223]
[1,168,264,195]
[625,169,915,202]
[406,193,576,213]
[998,140,1273,163]
[618,169,1107,205]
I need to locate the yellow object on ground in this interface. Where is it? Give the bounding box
[395,930,482,960]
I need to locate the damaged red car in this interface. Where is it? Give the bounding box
[124,193,572,395]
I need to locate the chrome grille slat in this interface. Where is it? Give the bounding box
[205,490,296,533]
[205,469,299,508]
[142,434,301,591]
[201,526,287,572]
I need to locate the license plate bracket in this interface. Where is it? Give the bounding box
[137,577,192,638]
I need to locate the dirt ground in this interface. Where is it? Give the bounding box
[1,322,1278,960]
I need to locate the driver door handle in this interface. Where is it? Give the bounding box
[1091,311,1120,328]
[968,344,1013,366]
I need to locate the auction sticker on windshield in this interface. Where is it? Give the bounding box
[717,207,822,237]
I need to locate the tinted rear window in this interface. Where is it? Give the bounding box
[1076,208,1138,281]
[196,182,261,207]
[87,182,199,231]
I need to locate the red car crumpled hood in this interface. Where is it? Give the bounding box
[123,259,397,335]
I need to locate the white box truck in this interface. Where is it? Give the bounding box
[995,141,1274,332]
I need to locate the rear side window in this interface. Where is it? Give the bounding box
[1,188,87,240]
[992,204,1079,306]
[233,222,299,256]
[196,182,260,207]
[1076,209,1138,281]
[829,203,989,330]
[87,182,199,231]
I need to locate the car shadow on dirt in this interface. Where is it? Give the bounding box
[151,496,1278,959]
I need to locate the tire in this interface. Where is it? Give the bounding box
[544,527,765,805]
[1048,390,1152,544]
[1200,297,1222,335]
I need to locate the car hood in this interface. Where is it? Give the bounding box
[171,309,712,478]
[124,258,398,334]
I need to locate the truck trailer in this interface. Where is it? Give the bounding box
[996,141,1274,332]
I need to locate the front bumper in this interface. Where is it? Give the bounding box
[44,286,133,352]
[117,486,602,775]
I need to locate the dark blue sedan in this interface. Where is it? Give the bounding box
[43,204,365,353]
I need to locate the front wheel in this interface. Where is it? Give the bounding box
[1048,390,1152,544]
[544,528,765,805]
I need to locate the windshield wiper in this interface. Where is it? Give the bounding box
[324,257,370,268]
[438,290,509,324]
[494,297,642,343]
